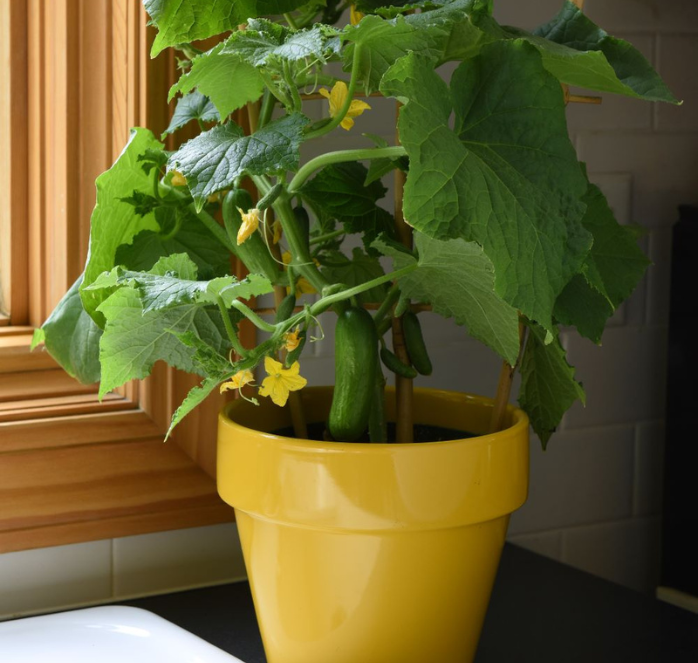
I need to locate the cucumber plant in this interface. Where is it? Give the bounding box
[33,0,677,445]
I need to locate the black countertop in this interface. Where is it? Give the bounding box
[124,543,698,662]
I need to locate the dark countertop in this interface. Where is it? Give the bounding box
[124,543,698,662]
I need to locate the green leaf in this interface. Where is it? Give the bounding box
[144,0,310,57]
[530,1,678,103]
[169,114,309,210]
[166,377,221,440]
[375,233,521,364]
[518,324,585,448]
[116,207,231,280]
[380,44,591,331]
[163,91,220,138]
[577,182,651,308]
[319,247,388,304]
[96,287,232,396]
[80,128,163,326]
[300,161,394,252]
[554,274,612,344]
[553,182,650,343]
[33,275,102,384]
[344,0,492,93]
[221,19,336,67]
[173,331,233,376]
[168,43,265,120]
[92,256,273,314]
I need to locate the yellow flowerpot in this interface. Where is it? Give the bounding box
[217,387,529,663]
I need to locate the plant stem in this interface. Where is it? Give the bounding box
[258,90,276,129]
[230,300,277,332]
[217,296,247,357]
[309,229,345,246]
[392,156,414,443]
[310,264,417,315]
[287,146,406,194]
[373,284,400,329]
[187,203,235,251]
[303,43,364,141]
[283,12,299,29]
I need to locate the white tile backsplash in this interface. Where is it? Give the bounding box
[112,524,245,598]
[0,540,112,618]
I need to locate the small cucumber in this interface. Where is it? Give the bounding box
[285,330,307,367]
[380,346,418,379]
[257,182,284,211]
[402,311,433,376]
[328,307,378,442]
[275,294,296,323]
[293,205,310,245]
[222,190,281,284]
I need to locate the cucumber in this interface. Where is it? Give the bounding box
[257,182,284,211]
[222,189,281,284]
[284,330,307,367]
[402,311,433,376]
[380,345,418,379]
[328,307,378,442]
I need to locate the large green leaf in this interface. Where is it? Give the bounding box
[518,324,585,447]
[553,181,650,343]
[96,287,232,397]
[221,19,337,67]
[381,44,591,331]
[115,207,231,280]
[89,255,273,314]
[169,114,309,210]
[300,161,394,252]
[343,0,492,93]
[32,275,102,384]
[530,1,678,103]
[144,0,310,57]
[162,91,220,137]
[168,43,265,120]
[375,233,521,365]
[80,128,163,326]
[319,247,388,304]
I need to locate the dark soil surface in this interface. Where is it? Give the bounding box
[270,421,474,443]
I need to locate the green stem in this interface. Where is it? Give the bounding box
[217,296,247,357]
[304,43,364,142]
[310,264,418,315]
[230,300,277,333]
[310,229,345,246]
[258,90,276,129]
[152,168,162,201]
[159,208,184,241]
[187,203,235,252]
[373,284,400,328]
[284,60,303,112]
[283,12,299,29]
[288,146,407,194]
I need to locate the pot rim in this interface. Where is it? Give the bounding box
[219,385,529,451]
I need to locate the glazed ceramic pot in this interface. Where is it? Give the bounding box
[217,387,529,663]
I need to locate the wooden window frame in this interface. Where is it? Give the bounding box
[0,0,236,554]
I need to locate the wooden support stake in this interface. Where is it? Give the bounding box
[488,321,527,434]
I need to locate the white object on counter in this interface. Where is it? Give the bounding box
[0,605,244,663]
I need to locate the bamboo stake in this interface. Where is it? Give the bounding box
[488,321,527,434]
[264,214,308,440]
[392,105,414,444]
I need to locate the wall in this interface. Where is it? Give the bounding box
[1,0,697,620]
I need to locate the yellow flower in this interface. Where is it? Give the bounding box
[237,207,260,245]
[283,327,302,352]
[319,81,371,131]
[259,357,307,407]
[170,170,187,187]
[282,251,317,295]
[220,369,255,394]
[350,5,364,25]
[272,219,283,244]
